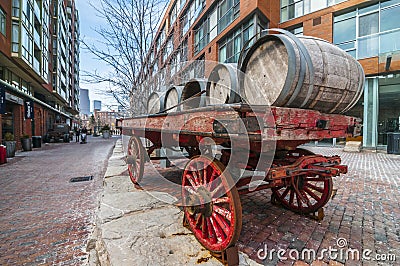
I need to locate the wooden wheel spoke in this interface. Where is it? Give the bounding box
[209,216,225,242]
[303,187,322,202]
[295,190,302,208]
[300,191,312,207]
[201,215,207,239]
[184,186,197,195]
[211,183,226,198]
[213,197,230,204]
[305,177,324,182]
[280,187,291,199]
[207,171,220,190]
[206,218,217,244]
[195,214,202,228]
[213,205,232,221]
[305,182,325,193]
[289,189,295,205]
[191,171,201,186]
[185,173,198,189]
[212,213,230,238]
[202,165,210,185]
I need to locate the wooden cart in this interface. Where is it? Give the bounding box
[121,103,359,255]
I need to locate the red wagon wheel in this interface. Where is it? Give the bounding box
[127,136,145,184]
[182,156,242,252]
[272,175,333,214]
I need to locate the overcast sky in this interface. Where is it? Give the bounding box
[75,0,120,112]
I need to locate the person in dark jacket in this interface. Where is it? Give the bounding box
[75,127,80,142]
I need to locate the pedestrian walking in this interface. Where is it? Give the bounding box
[75,127,80,142]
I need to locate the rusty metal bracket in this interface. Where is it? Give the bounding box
[211,246,239,266]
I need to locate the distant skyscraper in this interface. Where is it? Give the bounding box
[93,100,102,111]
[79,89,90,115]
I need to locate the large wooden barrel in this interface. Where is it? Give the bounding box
[164,85,184,112]
[147,89,166,114]
[206,63,241,105]
[181,78,207,111]
[240,34,365,114]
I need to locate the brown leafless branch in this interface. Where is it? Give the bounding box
[81,0,168,114]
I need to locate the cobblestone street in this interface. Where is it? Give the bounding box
[0,136,116,265]
[238,147,400,265]
[136,146,400,265]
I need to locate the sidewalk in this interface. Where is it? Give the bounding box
[88,139,259,266]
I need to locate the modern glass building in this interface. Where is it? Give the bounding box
[137,0,399,149]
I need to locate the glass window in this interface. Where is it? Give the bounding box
[194,19,208,53]
[0,8,5,36]
[359,12,378,37]
[358,35,379,59]
[347,49,356,58]
[359,3,379,15]
[287,4,295,20]
[310,0,327,12]
[218,19,254,63]
[295,2,303,17]
[12,0,20,17]
[328,0,346,5]
[170,3,177,26]
[333,17,356,44]
[243,22,254,44]
[281,7,288,21]
[337,41,355,51]
[380,30,400,53]
[209,8,217,40]
[218,0,240,33]
[289,25,303,35]
[334,10,356,22]
[381,5,400,32]
[281,0,350,22]
[381,0,400,8]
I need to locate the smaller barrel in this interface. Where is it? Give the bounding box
[206,63,241,105]
[181,78,208,111]
[164,85,184,112]
[147,89,166,114]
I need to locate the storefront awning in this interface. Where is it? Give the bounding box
[0,79,73,119]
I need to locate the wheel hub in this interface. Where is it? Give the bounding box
[186,186,213,217]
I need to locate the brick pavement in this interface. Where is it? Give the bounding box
[0,137,116,265]
[135,147,400,265]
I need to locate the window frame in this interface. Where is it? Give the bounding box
[333,1,400,59]
[0,7,6,36]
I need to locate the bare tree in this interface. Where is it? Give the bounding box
[82,0,168,115]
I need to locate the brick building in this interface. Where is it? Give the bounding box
[137,0,400,149]
[0,0,80,149]
[93,110,120,132]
